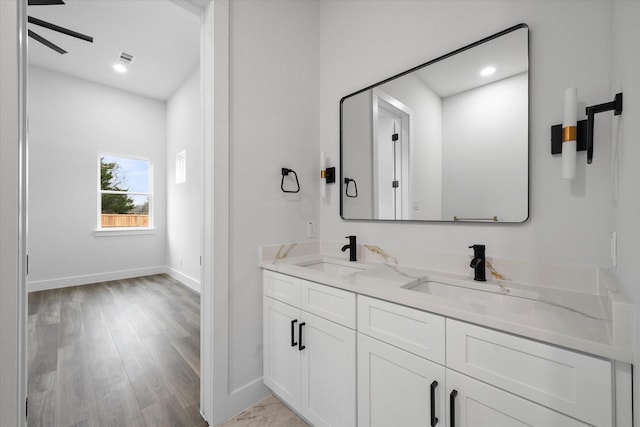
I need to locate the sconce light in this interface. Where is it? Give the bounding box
[562,88,577,179]
[551,91,623,177]
[320,150,335,199]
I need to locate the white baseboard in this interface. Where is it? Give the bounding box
[165,266,201,294]
[226,377,270,421]
[27,266,166,292]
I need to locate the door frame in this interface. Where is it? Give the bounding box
[371,88,412,220]
[200,0,230,425]
[2,0,231,425]
[0,0,28,425]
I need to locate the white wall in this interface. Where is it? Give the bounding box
[441,73,528,221]
[227,0,319,405]
[610,0,640,422]
[319,0,613,267]
[27,66,167,290]
[341,90,373,218]
[319,1,640,419]
[166,67,203,292]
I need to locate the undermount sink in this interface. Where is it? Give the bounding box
[296,259,369,276]
[402,276,540,313]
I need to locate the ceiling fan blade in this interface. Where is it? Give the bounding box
[28,29,67,54]
[28,16,93,43]
[28,0,65,5]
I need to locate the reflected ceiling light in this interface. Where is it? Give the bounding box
[480,66,496,77]
[113,63,127,73]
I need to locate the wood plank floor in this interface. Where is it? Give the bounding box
[28,274,207,427]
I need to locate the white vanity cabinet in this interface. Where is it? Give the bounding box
[264,270,622,427]
[357,295,446,427]
[263,271,356,427]
[356,296,614,427]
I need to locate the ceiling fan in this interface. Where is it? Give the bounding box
[28,0,93,55]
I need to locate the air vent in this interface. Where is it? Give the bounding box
[118,51,134,64]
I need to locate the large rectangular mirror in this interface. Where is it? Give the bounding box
[340,24,529,223]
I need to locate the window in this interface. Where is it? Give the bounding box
[98,154,152,229]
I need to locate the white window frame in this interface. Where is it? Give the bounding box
[95,153,154,236]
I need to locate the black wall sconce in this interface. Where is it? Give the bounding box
[551,91,623,177]
[321,167,336,184]
[281,168,300,193]
[585,93,623,164]
[320,151,335,199]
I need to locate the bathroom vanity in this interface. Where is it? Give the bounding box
[260,241,633,427]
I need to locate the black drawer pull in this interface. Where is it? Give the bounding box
[298,322,306,350]
[430,380,438,426]
[290,319,297,347]
[450,390,458,427]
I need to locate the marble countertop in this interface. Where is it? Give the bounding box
[259,241,634,363]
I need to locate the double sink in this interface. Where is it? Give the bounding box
[292,257,540,310]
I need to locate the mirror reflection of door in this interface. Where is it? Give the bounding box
[341,25,528,223]
[373,91,411,220]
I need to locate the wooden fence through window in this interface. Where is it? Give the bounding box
[101,214,149,228]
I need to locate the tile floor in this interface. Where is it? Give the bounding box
[219,396,308,427]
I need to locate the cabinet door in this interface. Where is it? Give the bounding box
[358,333,445,427]
[300,311,356,427]
[263,297,301,409]
[446,370,590,427]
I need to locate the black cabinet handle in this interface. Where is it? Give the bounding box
[298,322,306,350]
[450,390,458,427]
[290,319,297,347]
[430,380,438,426]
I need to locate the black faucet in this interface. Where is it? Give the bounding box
[341,235,357,262]
[469,244,486,281]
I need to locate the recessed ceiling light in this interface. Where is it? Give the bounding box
[480,66,496,77]
[113,63,127,73]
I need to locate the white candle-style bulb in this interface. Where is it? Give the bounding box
[320,150,326,199]
[562,88,577,179]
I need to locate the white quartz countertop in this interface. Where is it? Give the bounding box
[259,242,634,363]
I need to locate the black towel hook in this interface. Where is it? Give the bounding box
[344,177,358,198]
[281,168,300,193]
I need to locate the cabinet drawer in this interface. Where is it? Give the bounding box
[357,295,445,364]
[264,270,300,306]
[446,319,612,427]
[300,280,356,329]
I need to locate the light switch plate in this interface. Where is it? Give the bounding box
[307,221,316,238]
